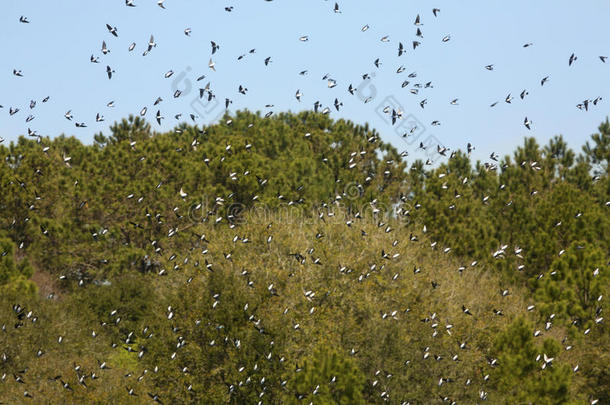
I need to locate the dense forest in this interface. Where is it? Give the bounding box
[0,111,608,404]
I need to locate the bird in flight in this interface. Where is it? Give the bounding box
[106,23,118,37]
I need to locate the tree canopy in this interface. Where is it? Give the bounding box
[0,112,608,403]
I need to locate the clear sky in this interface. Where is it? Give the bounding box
[1,0,609,164]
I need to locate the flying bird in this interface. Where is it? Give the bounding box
[211,41,220,54]
[106,23,118,37]
[147,35,156,52]
[569,53,577,66]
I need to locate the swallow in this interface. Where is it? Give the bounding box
[398,42,405,56]
[147,35,156,52]
[211,41,219,54]
[569,53,577,66]
[106,24,118,37]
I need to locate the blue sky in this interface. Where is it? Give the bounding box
[1,0,609,164]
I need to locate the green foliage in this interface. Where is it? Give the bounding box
[535,242,607,327]
[0,232,36,298]
[0,113,608,403]
[583,118,610,176]
[492,317,571,404]
[291,347,366,404]
[73,273,154,335]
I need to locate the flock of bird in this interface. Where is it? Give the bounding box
[3,1,607,151]
[1,2,607,404]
